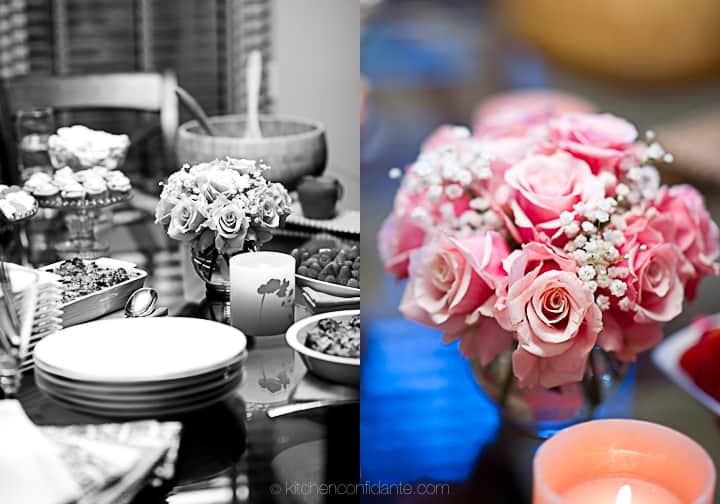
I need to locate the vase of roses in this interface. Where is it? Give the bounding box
[156,157,292,322]
[379,107,719,439]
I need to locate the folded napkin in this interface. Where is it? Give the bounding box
[0,400,81,504]
[301,286,359,312]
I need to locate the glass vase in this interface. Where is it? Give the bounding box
[190,242,255,325]
[471,345,632,439]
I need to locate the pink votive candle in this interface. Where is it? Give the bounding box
[533,419,716,504]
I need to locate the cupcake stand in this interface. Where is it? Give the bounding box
[38,192,131,260]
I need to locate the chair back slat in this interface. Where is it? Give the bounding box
[5,73,167,113]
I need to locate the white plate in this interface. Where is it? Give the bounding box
[296,275,360,298]
[652,315,720,416]
[39,378,239,418]
[36,370,243,406]
[34,317,247,383]
[34,360,244,397]
[285,310,360,386]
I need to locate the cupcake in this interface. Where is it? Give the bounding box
[53,167,77,190]
[32,182,60,205]
[23,173,52,193]
[61,183,86,204]
[54,166,76,180]
[74,169,94,183]
[107,174,131,198]
[84,178,108,203]
[91,167,110,180]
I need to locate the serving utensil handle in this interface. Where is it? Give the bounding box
[267,399,357,418]
[244,50,263,139]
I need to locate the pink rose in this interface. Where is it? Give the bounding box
[400,232,513,364]
[167,196,206,241]
[377,210,427,280]
[505,152,603,243]
[420,125,469,152]
[473,90,595,139]
[378,173,472,280]
[598,310,663,361]
[620,216,692,323]
[655,185,720,300]
[549,113,638,173]
[497,243,602,388]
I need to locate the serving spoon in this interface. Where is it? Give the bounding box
[124,287,165,318]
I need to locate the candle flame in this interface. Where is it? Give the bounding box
[616,484,632,504]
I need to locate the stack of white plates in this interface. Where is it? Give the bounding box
[33,317,247,418]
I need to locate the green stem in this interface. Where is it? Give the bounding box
[498,357,515,408]
[583,349,602,413]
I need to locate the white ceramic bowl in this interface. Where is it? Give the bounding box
[285,310,360,386]
[177,114,327,190]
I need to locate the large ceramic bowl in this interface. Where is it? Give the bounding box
[177,114,327,190]
[285,310,360,386]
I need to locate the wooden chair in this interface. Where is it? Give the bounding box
[0,71,179,194]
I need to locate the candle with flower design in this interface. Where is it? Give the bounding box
[533,419,715,504]
[230,252,295,336]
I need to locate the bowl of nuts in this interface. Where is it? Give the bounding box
[291,245,360,298]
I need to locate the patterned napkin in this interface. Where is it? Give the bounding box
[42,421,182,504]
[0,400,182,504]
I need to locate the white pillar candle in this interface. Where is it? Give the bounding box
[230,252,296,336]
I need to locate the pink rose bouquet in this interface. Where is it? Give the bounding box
[380,109,719,391]
[156,157,292,256]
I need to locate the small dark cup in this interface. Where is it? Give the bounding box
[297,176,344,219]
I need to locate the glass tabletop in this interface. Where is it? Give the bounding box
[16,215,360,504]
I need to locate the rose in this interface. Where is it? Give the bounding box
[420,125,469,153]
[620,215,692,323]
[549,113,638,173]
[473,90,595,139]
[167,196,206,241]
[497,243,602,388]
[259,195,280,227]
[378,209,427,280]
[167,168,196,192]
[504,152,603,243]
[155,189,180,226]
[210,201,250,254]
[598,310,663,361]
[400,231,513,364]
[655,185,720,299]
[267,183,293,215]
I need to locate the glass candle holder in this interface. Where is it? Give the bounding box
[15,107,54,181]
[533,419,716,504]
[230,252,295,336]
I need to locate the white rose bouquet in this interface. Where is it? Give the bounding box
[156,157,292,261]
